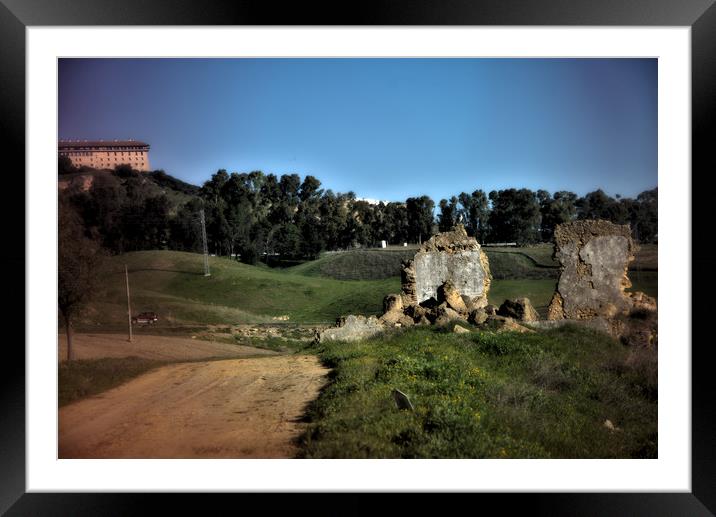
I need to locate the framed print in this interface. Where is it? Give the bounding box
[2,0,714,514]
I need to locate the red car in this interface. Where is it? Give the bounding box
[132,312,158,325]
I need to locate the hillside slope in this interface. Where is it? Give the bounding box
[288,247,560,281]
[80,251,399,329]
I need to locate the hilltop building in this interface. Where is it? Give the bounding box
[58,139,151,171]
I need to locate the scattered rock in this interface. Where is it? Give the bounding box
[603,419,621,432]
[397,314,415,328]
[416,315,431,326]
[497,298,539,322]
[628,291,658,312]
[379,294,405,325]
[383,293,403,314]
[453,324,470,334]
[484,304,498,316]
[483,315,535,334]
[319,315,385,342]
[464,295,489,312]
[434,303,463,327]
[392,389,414,411]
[437,280,468,314]
[468,309,488,326]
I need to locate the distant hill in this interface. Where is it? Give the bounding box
[147,170,200,196]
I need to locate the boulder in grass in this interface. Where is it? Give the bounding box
[498,298,539,322]
[484,315,535,334]
[453,324,470,334]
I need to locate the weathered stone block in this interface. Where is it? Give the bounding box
[415,251,486,303]
[401,225,491,307]
[548,220,636,321]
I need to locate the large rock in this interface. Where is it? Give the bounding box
[546,219,657,345]
[433,303,463,326]
[483,315,535,334]
[319,315,385,342]
[379,294,405,325]
[497,298,539,322]
[437,280,468,314]
[548,220,636,321]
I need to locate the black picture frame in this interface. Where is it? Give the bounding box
[2,0,713,514]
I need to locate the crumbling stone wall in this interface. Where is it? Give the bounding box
[547,220,635,321]
[546,219,657,346]
[401,225,491,309]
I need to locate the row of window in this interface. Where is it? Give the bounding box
[60,151,144,156]
[60,147,147,152]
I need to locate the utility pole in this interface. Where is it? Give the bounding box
[200,209,211,277]
[125,264,133,342]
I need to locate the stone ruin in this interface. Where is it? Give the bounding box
[400,225,491,309]
[319,220,656,346]
[320,225,538,342]
[544,220,657,346]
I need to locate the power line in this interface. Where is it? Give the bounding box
[125,264,133,342]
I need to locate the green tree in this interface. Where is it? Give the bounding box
[406,195,435,244]
[633,188,658,243]
[58,197,106,361]
[58,155,76,175]
[438,196,459,232]
[538,190,577,242]
[488,188,541,245]
[458,190,489,242]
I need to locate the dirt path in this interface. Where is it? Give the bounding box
[58,333,278,362]
[59,354,329,458]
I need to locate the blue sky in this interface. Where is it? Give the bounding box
[59,58,657,201]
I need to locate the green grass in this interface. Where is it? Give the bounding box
[82,249,655,330]
[82,250,400,328]
[486,244,559,268]
[288,249,415,280]
[485,251,558,280]
[288,246,560,281]
[298,325,657,458]
[59,356,167,406]
[626,271,658,299]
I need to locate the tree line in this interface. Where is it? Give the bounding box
[62,165,657,265]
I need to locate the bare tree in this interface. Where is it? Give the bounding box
[58,197,106,361]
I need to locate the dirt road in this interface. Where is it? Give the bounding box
[58,332,278,362]
[59,354,329,458]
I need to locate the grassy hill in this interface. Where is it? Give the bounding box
[79,250,399,329]
[288,249,415,280]
[287,246,559,281]
[79,243,657,330]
